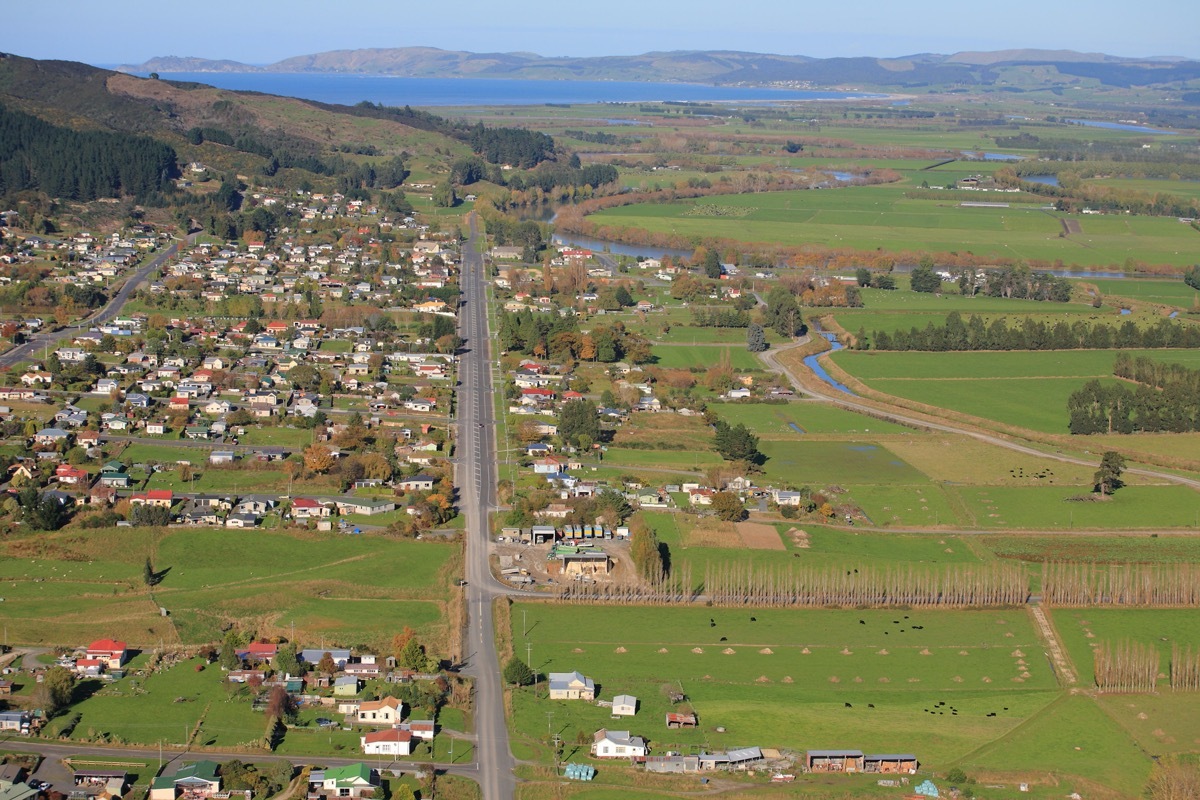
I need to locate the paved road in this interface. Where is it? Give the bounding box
[0,240,181,370]
[456,215,517,799]
[761,339,1200,492]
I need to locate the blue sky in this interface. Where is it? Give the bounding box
[5,0,1197,65]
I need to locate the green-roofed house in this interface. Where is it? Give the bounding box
[149,761,221,800]
[313,764,378,798]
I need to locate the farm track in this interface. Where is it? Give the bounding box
[1029,605,1078,685]
[760,340,1200,495]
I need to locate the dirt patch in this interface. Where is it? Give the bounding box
[571,648,584,653]
[737,521,785,551]
[687,518,740,548]
[782,676,794,683]
[759,647,774,654]
[788,528,811,548]
[658,648,669,654]
[722,648,736,655]
[691,647,704,654]
[755,675,771,683]
[614,646,627,653]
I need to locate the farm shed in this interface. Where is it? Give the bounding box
[645,755,700,773]
[864,753,919,774]
[665,712,697,728]
[806,749,865,773]
[611,695,638,716]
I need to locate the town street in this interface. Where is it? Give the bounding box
[0,239,181,370]
[455,215,517,799]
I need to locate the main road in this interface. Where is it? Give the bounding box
[455,215,517,799]
[0,238,183,370]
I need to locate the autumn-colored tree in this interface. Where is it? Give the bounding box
[392,626,416,661]
[359,453,393,481]
[316,652,337,675]
[303,444,336,474]
[266,684,297,722]
[579,335,597,361]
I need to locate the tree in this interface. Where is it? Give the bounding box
[557,399,600,449]
[1147,759,1200,800]
[702,249,722,280]
[711,491,747,522]
[143,556,154,586]
[131,504,171,526]
[219,631,243,671]
[614,285,634,307]
[1184,265,1200,291]
[629,520,665,581]
[713,421,763,464]
[1094,450,1126,495]
[19,487,68,531]
[764,287,803,338]
[273,644,300,676]
[432,182,458,208]
[745,323,768,352]
[503,656,534,687]
[399,637,428,672]
[910,262,943,293]
[303,444,336,474]
[36,666,75,717]
[316,652,337,675]
[266,684,298,722]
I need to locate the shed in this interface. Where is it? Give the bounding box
[806,749,865,773]
[864,753,919,774]
[611,694,637,717]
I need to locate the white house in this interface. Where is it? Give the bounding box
[548,671,595,700]
[591,729,647,758]
[356,696,405,725]
[611,695,638,717]
[359,728,412,756]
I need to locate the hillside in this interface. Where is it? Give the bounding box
[118,46,1200,90]
[0,52,479,185]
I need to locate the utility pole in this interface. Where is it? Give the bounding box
[522,609,527,638]
[545,711,554,738]
[526,641,533,695]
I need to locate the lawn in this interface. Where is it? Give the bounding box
[509,603,1058,769]
[0,527,456,648]
[237,426,317,448]
[118,442,203,465]
[600,447,722,470]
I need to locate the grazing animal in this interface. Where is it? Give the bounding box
[867,703,875,708]
[750,617,756,622]
[720,637,727,642]
[859,620,866,625]
[844,702,852,708]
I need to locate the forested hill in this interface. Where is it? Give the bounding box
[118,46,1200,90]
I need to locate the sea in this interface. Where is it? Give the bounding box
[125,71,882,107]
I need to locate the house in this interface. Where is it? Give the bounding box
[360,728,412,757]
[291,497,331,519]
[146,422,168,436]
[0,711,32,735]
[611,695,638,717]
[591,729,647,759]
[130,490,173,508]
[805,749,865,773]
[209,450,236,465]
[300,648,352,669]
[238,641,278,662]
[94,378,120,395]
[548,671,595,700]
[34,427,70,446]
[311,764,378,799]
[356,696,405,725]
[333,676,361,696]
[225,513,259,529]
[149,761,221,800]
[395,475,436,492]
[55,464,90,486]
[335,498,397,516]
[85,639,128,669]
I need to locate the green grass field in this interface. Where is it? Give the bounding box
[587,187,1200,268]
[649,345,764,371]
[510,603,1058,770]
[0,527,455,648]
[758,440,929,485]
[714,401,911,436]
[956,485,1200,530]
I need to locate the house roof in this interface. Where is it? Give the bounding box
[363,729,411,744]
[612,694,637,706]
[359,696,403,712]
[88,638,127,653]
[322,763,373,787]
[173,760,219,783]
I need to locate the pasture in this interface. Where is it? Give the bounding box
[713,401,911,436]
[649,344,764,371]
[0,527,455,648]
[510,603,1060,768]
[586,186,1200,268]
[757,439,929,485]
[956,485,1200,530]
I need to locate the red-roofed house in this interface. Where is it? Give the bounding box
[55,464,91,485]
[238,641,278,662]
[360,728,412,756]
[130,490,173,508]
[291,497,330,520]
[168,396,191,412]
[86,639,128,669]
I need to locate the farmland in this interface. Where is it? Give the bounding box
[0,527,456,649]
[585,186,1200,268]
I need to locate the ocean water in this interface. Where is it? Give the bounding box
[135,71,881,107]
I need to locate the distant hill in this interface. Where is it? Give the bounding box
[118,46,1200,89]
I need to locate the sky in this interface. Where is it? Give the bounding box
[4,0,1198,66]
